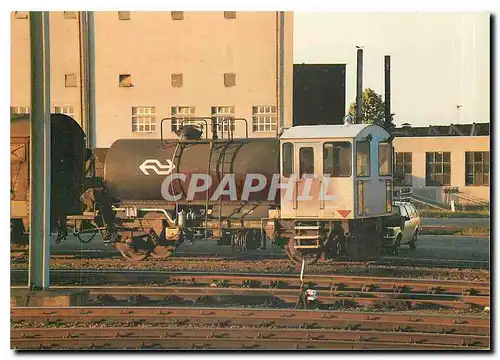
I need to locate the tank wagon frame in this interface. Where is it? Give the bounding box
[67,116,395,264]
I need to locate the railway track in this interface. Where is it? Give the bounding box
[11,269,490,310]
[11,306,490,350]
[10,255,490,276]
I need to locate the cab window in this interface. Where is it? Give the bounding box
[323,142,352,177]
[356,141,371,177]
[299,147,315,176]
[379,142,393,176]
[282,142,293,178]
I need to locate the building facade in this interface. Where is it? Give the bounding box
[11,11,294,147]
[393,123,490,206]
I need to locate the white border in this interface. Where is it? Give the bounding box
[4,1,497,359]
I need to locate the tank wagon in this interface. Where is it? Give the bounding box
[67,117,395,264]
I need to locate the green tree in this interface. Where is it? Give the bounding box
[348,88,395,132]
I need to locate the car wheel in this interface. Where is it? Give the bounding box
[409,231,418,250]
[392,236,401,256]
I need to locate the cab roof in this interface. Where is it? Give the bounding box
[280,124,372,140]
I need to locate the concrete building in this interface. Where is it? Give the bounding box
[393,123,489,206]
[11,11,293,147]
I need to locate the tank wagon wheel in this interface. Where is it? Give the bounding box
[285,238,323,265]
[114,235,154,261]
[150,245,176,259]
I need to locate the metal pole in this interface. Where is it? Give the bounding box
[29,11,51,290]
[384,55,391,128]
[87,11,96,150]
[78,11,88,136]
[456,105,462,124]
[355,48,363,123]
[278,11,285,133]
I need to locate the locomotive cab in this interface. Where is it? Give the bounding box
[279,124,394,221]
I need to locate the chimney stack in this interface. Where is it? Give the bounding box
[355,48,363,124]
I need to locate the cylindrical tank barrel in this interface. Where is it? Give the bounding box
[103,138,280,203]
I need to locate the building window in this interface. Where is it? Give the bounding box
[132,106,156,133]
[118,11,130,20]
[65,73,77,88]
[171,73,183,88]
[323,142,352,177]
[356,141,371,177]
[171,11,184,20]
[426,152,451,186]
[15,12,28,19]
[171,106,196,132]
[378,142,392,176]
[224,73,236,87]
[55,106,75,118]
[63,11,77,19]
[119,74,132,87]
[224,11,236,19]
[211,106,235,134]
[282,142,293,178]
[395,152,412,186]
[465,151,489,186]
[252,105,277,132]
[10,106,30,115]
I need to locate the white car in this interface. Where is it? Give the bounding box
[383,202,421,254]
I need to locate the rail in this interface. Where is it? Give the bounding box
[11,306,490,350]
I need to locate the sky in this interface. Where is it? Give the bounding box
[293,12,490,127]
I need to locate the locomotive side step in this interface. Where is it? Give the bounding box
[293,235,320,240]
[293,245,321,249]
[294,226,321,230]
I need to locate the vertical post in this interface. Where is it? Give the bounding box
[87,11,96,150]
[384,55,391,128]
[355,48,363,123]
[278,11,285,133]
[78,11,88,140]
[29,11,51,290]
[456,105,462,124]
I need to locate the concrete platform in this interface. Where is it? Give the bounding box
[11,288,89,307]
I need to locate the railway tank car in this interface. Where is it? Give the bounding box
[10,113,87,245]
[70,118,395,264]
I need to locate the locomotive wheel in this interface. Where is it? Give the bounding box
[285,238,322,265]
[115,235,153,261]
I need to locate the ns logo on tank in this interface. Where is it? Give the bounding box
[139,159,176,176]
